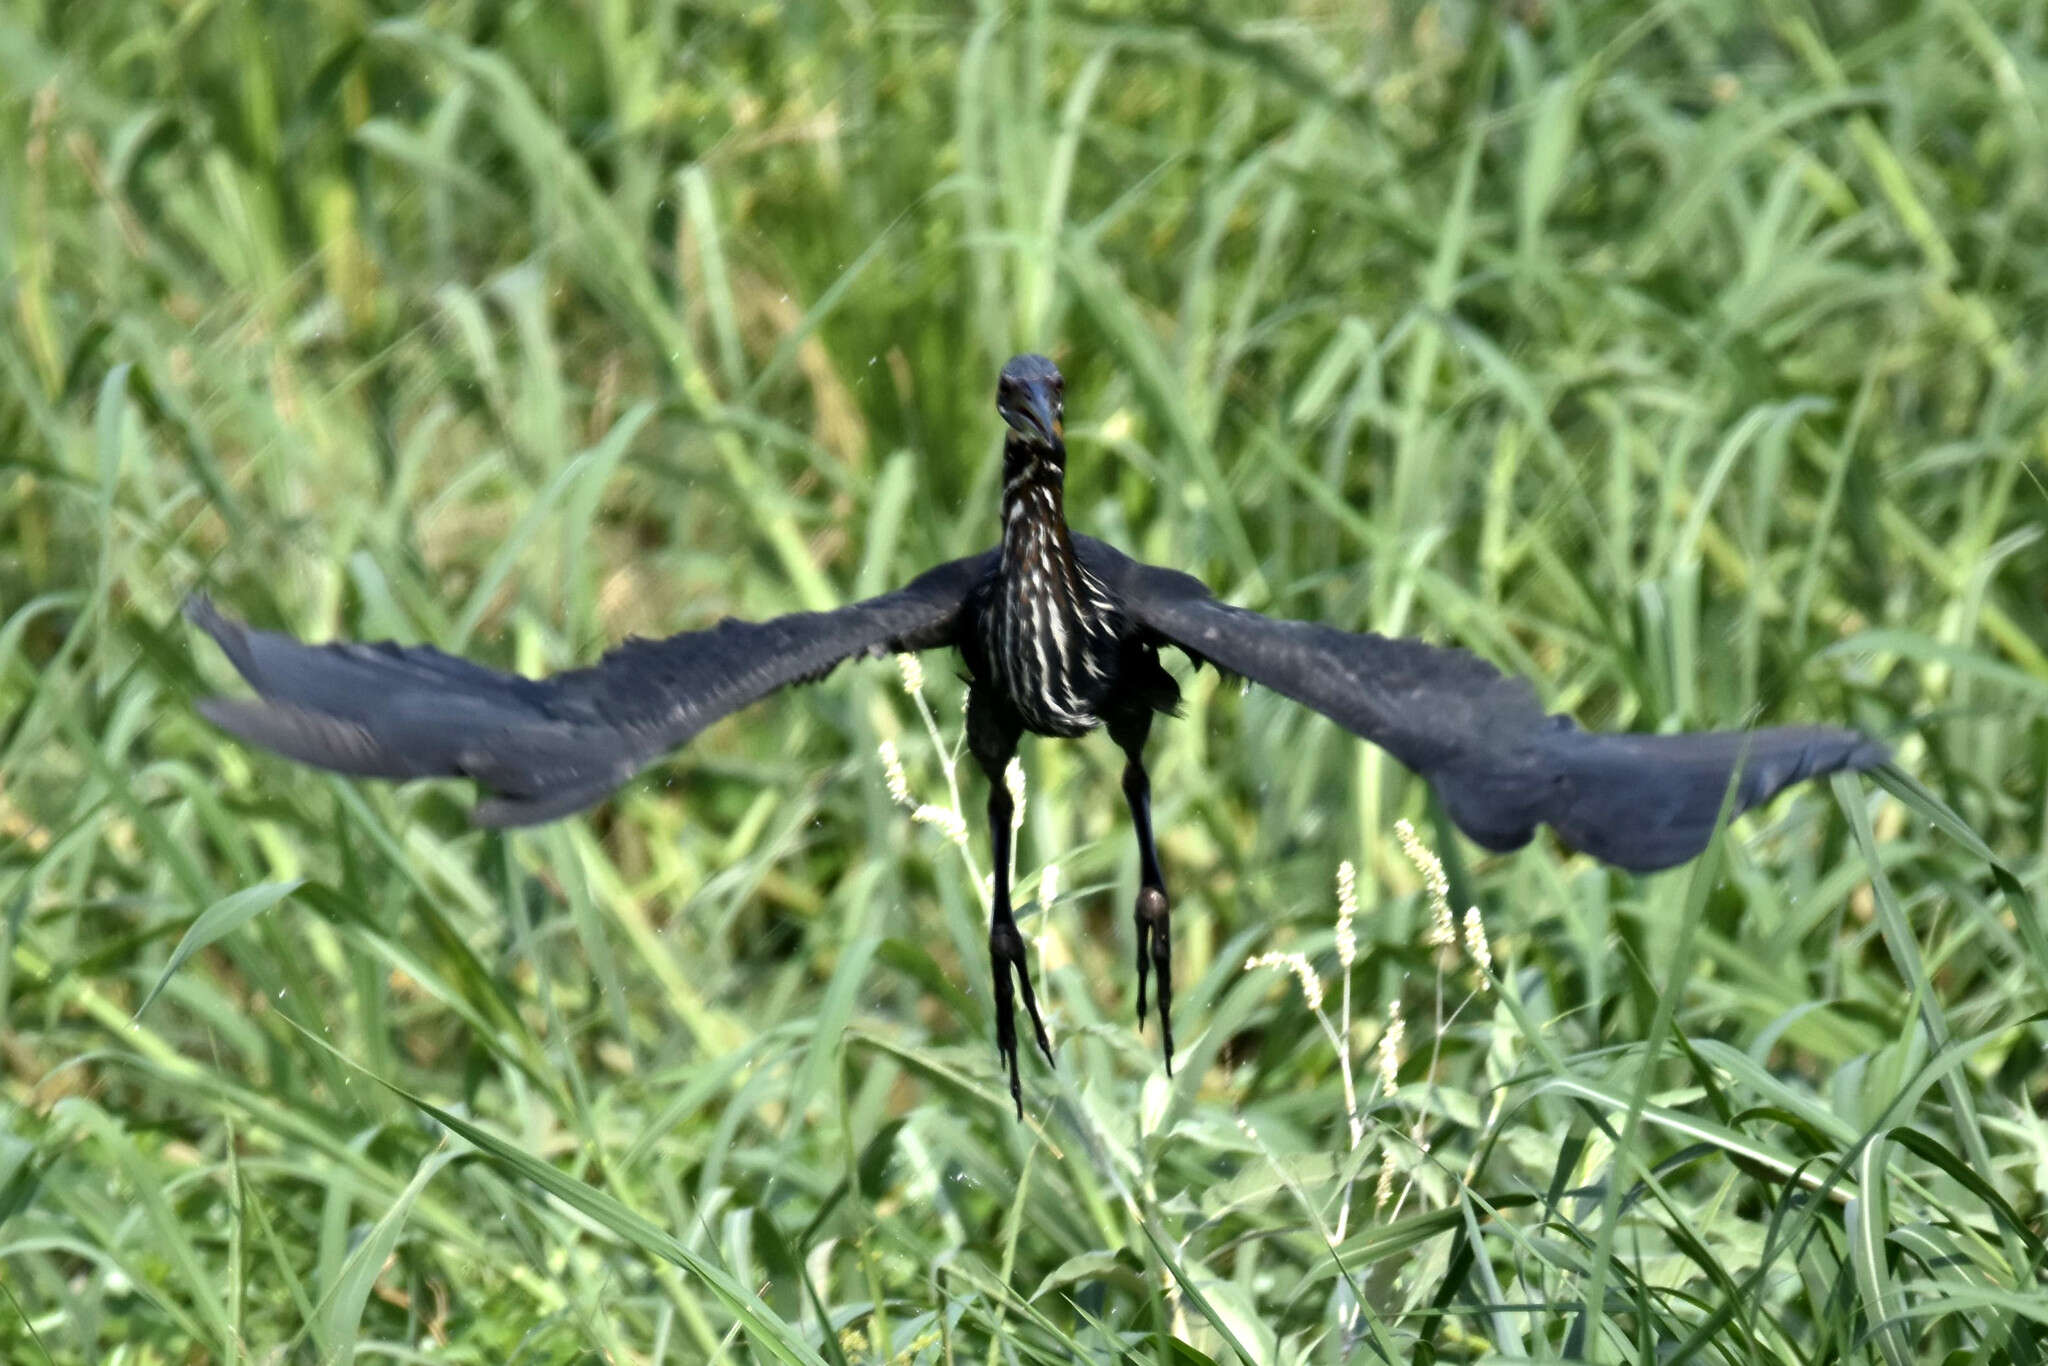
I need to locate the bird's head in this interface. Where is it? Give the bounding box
[996,354,1065,459]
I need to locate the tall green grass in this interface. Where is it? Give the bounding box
[4,1,2046,1360]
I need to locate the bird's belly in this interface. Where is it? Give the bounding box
[985,602,1119,737]
[1018,693,1104,738]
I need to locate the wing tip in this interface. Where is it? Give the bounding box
[184,592,267,689]
[195,695,423,780]
[1438,721,1892,875]
[184,592,231,644]
[194,693,240,731]
[1758,725,1889,794]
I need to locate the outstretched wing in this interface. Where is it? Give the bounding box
[189,551,996,826]
[1078,537,1882,872]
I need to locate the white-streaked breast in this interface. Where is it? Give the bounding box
[987,489,1119,735]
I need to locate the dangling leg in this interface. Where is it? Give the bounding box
[968,691,1053,1118]
[1111,710,1174,1074]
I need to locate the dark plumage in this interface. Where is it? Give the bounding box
[190,353,1886,1115]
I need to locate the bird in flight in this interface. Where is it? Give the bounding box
[189,353,1885,1115]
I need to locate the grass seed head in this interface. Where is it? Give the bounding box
[1335,859,1359,967]
[878,739,912,806]
[1005,756,1026,831]
[913,803,968,848]
[895,652,925,696]
[1464,906,1493,985]
[1397,818,1457,949]
[1377,998,1404,1091]
[1246,950,1324,1012]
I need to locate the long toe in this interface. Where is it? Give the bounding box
[1159,984,1175,1076]
[1159,996,1175,1075]
[995,920,1055,1071]
[1136,887,1174,1072]
[1015,967,1056,1069]
[1135,887,1165,1028]
[990,937,1023,1117]
[996,1002,1023,1118]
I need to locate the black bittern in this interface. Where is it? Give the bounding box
[189,353,1885,1114]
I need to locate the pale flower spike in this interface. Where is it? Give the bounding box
[1246,950,1324,1012]
[1005,756,1027,833]
[1396,818,1458,949]
[1464,906,1493,986]
[1376,998,1404,1092]
[1374,1147,1397,1211]
[878,739,912,807]
[912,803,968,849]
[1038,863,1061,907]
[1334,859,1359,967]
[895,652,925,697]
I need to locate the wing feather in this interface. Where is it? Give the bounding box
[189,551,995,826]
[1079,536,1883,872]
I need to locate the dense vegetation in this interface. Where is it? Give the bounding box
[4,1,2046,1360]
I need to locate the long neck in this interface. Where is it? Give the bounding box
[1000,436,1074,575]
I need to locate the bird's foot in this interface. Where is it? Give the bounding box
[1133,886,1174,1074]
[990,918,1054,1118]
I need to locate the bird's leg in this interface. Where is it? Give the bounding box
[1113,715,1174,1073]
[970,698,1051,1118]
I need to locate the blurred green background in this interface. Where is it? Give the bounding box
[4,1,2047,1361]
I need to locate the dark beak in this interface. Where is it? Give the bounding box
[1001,380,1063,446]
